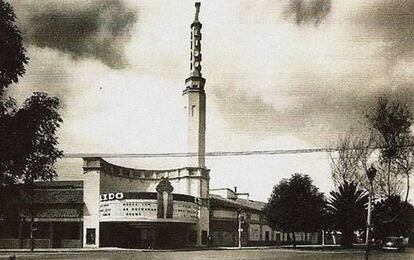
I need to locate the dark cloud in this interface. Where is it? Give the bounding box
[284,0,332,25]
[354,0,414,65]
[17,0,137,69]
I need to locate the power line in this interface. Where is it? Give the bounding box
[63,144,414,158]
[62,147,344,158]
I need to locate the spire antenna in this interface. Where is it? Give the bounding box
[194,2,201,21]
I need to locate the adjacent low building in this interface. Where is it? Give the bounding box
[0,181,83,249]
[210,188,276,246]
[209,188,319,246]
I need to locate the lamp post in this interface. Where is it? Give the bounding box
[365,165,377,260]
[238,210,244,249]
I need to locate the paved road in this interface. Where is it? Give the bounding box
[1,248,413,260]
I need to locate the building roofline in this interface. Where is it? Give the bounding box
[83,157,209,173]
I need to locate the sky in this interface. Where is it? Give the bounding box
[6,0,414,201]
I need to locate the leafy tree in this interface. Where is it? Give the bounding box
[367,96,413,199]
[372,195,414,241]
[265,173,326,247]
[0,93,62,250]
[0,0,62,194]
[326,181,368,248]
[330,96,414,202]
[12,92,63,183]
[0,1,62,250]
[0,0,28,95]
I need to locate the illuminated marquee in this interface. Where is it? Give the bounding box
[99,192,199,223]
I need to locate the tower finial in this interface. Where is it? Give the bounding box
[195,2,201,21]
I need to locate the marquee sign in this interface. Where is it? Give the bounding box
[99,191,199,223]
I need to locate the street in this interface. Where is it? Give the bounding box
[1,248,413,260]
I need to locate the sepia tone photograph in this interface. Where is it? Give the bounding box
[0,0,413,259]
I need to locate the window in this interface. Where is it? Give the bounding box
[191,105,196,116]
[86,228,96,245]
[276,233,281,241]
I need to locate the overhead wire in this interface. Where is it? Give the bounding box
[63,144,414,158]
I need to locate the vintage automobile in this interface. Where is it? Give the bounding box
[382,236,409,251]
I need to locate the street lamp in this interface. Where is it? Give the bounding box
[365,165,377,260]
[238,210,245,249]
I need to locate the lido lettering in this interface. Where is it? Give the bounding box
[100,193,124,201]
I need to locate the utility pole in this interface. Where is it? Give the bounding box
[321,230,325,246]
[365,165,377,260]
[238,210,244,249]
[29,180,35,252]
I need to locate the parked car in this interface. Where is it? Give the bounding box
[382,236,409,252]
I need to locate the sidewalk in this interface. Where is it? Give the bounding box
[0,247,131,253]
[0,244,356,254]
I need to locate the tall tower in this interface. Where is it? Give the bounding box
[184,2,206,168]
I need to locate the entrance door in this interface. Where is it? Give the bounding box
[155,225,188,249]
[100,223,190,249]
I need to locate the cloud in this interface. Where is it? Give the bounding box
[6,48,79,110]
[208,0,414,147]
[213,86,288,135]
[353,0,414,69]
[17,0,137,69]
[5,0,138,111]
[284,0,332,25]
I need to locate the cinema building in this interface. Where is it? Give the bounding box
[0,178,317,249]
[0,3,319,249]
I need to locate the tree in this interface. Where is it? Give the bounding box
[13,92,63,183]
[329,96,414,202]
[394,139,414,203]
[329,134,374,190]
[0,92,62,250]
[0,0,28,95]
[1,93,62,185]
[0,1,62,250]
[367,96,413,199]
[372,195,414,241]
[264,173,326,247]
[326,181,368,248]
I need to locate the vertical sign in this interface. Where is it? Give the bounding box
[156,177,174,218]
